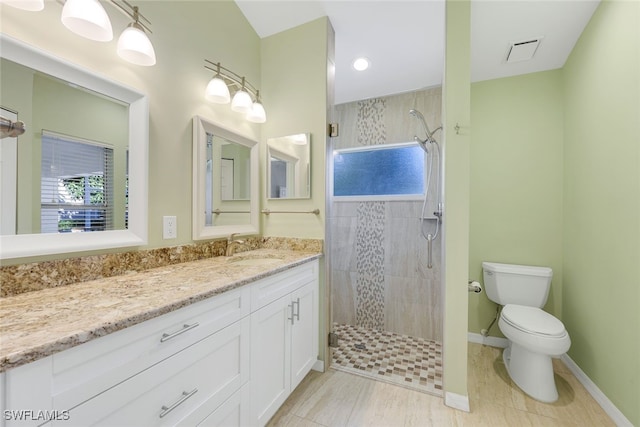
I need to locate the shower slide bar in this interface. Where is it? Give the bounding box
[261,209,320,215]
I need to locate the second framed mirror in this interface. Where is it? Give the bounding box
[267,133,311,199]
[192,116,259,240]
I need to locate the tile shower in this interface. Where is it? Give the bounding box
[329,88,443,395]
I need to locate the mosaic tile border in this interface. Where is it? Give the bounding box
[331,323,443,396]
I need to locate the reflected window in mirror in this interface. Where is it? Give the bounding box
[40,132,128,233]
[267,133,311,200]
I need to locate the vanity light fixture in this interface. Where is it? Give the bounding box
[116,5,156,66]
[13,0,157,65]
[61,0,113,42]
[0,0,44,11]
[204,60,267,123]
[230,78,253,114]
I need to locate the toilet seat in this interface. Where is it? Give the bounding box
[501,304,566,337]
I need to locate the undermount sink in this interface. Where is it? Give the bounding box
[227,257,282,266]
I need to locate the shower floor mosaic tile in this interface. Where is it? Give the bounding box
[331,323,443,396]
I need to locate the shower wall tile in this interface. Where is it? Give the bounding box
[330,88,443,342]
[385,275,434,339]
[333,103,358,150]
[384,87,442,145]
[384,217,421,278]
[332,201,359,218]
[330,216,358,272]
[357,99,386,145]
[386,201,423,219]
[354,202,386,329]
[332,269,357,326]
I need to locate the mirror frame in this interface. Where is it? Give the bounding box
[266,133,312,200]
[0,34,149,260]
[192,115,259,240]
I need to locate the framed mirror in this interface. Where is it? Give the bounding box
[0,34,149,260]
[267,133,311,199]
[192,116,259,240]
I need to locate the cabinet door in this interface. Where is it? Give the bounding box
[290,281,318,390]
[250,294,291,427]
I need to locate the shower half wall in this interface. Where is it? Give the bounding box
[329,87,443,344]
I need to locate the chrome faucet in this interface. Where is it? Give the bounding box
[225,233,245,257]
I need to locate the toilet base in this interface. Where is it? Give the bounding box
[503,343,559,403]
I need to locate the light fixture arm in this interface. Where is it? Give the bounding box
[108,0,152,33]
[204,59,260,100]
[56,0,152,33]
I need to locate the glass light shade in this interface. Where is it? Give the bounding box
[205,77,230,104]
[246,101,267,123]
[0,0,44,11]
[231,90,252,113]
[117,23,156,66]
[61,0,113,42]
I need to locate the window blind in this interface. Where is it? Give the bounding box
[40,131,114,233]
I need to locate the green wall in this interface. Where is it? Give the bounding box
[0,0,262,264]
[260,17,330,240]
[469,1,639,423]
[469,70,565,336]
[562,0,639,424]
[443,0,471,402]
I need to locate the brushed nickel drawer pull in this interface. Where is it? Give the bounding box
[293,297,301,321]
[159,388,198,418]
[288,303,295,325]
[160,322,199,343]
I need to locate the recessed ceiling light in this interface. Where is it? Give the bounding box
[352,57,370,71]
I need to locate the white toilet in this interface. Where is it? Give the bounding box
[482,262,571,403]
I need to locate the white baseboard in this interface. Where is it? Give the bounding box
[312,360,325,373]
[467,332,632,425]
[467,332,508,348]
[444,391,470,412]
[561,354,633,427]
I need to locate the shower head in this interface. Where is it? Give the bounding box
[409,108,433,150]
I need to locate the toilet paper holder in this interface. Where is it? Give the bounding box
[468,280,482,293]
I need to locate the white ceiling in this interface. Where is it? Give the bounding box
[235,0,600,105]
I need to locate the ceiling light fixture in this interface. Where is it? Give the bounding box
[0,0,44,11]
[61,0,113,42]
[353,57,370,71]
[204,60,267,123]
[116,5,156,66]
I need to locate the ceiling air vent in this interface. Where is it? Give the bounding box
[506,38,542,63]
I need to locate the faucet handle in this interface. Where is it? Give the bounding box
[228,233,238,242]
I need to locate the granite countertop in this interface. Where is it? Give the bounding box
[0,249,322,373]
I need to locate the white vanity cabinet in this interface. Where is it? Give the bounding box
[1,258,319,427]
[250,265,319,427]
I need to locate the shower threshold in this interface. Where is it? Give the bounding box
[330,323,443,396]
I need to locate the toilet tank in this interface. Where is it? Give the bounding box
[482,262,553,307]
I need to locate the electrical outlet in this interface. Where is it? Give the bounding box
[163,216,177,239]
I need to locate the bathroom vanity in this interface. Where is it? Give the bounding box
[0,250,321,427]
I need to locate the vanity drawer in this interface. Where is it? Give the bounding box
[60,316,250,427]
[250,261,317,311]
[52,286,250,412]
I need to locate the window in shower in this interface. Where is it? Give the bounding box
[333,142,425,198]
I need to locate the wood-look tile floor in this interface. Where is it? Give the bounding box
[267,343,615,426]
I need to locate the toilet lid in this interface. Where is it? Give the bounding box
[501,304,566,337]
